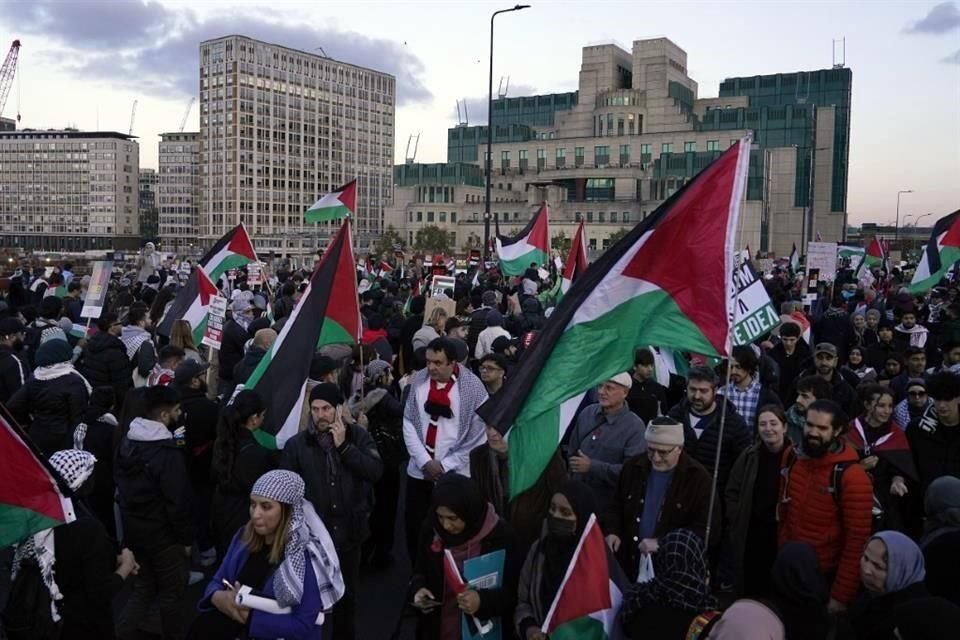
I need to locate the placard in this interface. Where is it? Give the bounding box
[430,275,456,299]
[81,260,113,319]
[733,260,779,345]
[423,297,456,327]
[806,242,838,281]
[247,262,263,286]
[202,295,228,350]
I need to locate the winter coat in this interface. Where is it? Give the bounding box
[604,452,717,581]
[6,368,90,456]
[0,344,29,404]
[922,528,960,606]
[177,387,220,488]
[813,308,853,361]
[777,441,874,606]
[75,414,120,537]
[865,339,902,372]
[791,368,862,420]
[280,423,383,550]
[906,406,960,496]
[198,530,323,640]
[114,418,193,554]
[669,397,752,495]
[840,581,930,640]
[78,331,132,410]
[362,384,406,467]
[217,319,249,382]
[626,377,668,424]
[232,346,266,387]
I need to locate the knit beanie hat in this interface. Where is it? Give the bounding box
[309,382,343,407]
[645,418,685,448]
[35,338,73,367]
[364,359,392,383]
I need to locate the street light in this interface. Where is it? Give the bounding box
[483,4,531,263]
[895,189,913,242]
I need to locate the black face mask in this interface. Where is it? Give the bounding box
[547,516,577,539]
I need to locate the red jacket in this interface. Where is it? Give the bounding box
[777,440,873,605]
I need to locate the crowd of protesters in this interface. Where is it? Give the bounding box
[1,252,960,640]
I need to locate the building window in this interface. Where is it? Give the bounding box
[439,212,446,222]
[624,212,630,222]
[640,143,652,162]
[451,212,457,222]
[606,114,614,135]
[628,113,636,135]
[537,148,546,170]
[662,143,673,154]
[706,140,720,152]
[594,145,610,167]
[684,141,696,152]
[619,144,630,166]
[427,211,434,222]
[589,238,597,251]
[408,212,413,222]
[598,211,606,223]
[617,117,625,136]
[587,212,594,222]
[416,211,423,222]
[500,150,510,171]
[575,211,582,221]
[574,146,584,167]
[556,148,566,168]
[519,149,528,172]
[610,211,618,222]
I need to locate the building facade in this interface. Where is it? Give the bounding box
[158,131,201,254]
[139,168,159,243]
[198,35,395,256]
[391,38,851,258]
[0,117,15,132]
[0,129,140,251]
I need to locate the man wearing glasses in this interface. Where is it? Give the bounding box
[893,378,931,429]
[603,417,714,581]
[478,353,508,397]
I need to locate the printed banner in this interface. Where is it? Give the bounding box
[733,260,779,345]
[80,260,113,319]
[202,295,228,350]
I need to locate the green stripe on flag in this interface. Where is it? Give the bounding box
[305,204,351,223]
[0,503,64,548]
[509,289,713,496]
[207,254,256,281]
[550,616,608,640]
[909,246,960,294]
[318,318,355,348]
[191,315,208,346]
[501,248,548,276]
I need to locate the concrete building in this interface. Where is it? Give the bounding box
[158,131,201,254]
[139,168,159,243]
[198,35,395,256]
[0,129,140,251]
[391,38,851,257]
[0,117,15,132]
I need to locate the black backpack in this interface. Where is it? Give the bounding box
[2,557,63,640]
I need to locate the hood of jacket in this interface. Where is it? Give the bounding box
[127,417,173,442]
[86,330,125,355]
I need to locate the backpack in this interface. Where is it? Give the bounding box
[1,558,63,640]
[782,447,854,505]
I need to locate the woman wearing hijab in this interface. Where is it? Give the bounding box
[7,449,139,640]
[842,531,929,640]
[192,469,344,640]
[723,404,791,597]
[919,476,960,605]
[708,599,784,640]
[770,542,830,640]
[619,529,720,639]
[514,481,626,640]
[842,346,877,382]
[410,472,520,640]
[846,383,917,532]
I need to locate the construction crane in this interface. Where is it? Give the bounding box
[0,39,21,121]
[128,99,137,135]
[179,96,195,132]
[404,132,420,164]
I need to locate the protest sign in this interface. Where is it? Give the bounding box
[80,260,113,319]
[733,260,779,345]
[202,295,228,350]
[807,242,838,281]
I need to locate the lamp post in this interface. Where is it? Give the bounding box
[913,212,934,256]
[483,4,531,263]
[895,189,913,244]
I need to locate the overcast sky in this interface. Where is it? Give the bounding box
[1,0,957,225]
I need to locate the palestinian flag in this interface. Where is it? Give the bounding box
[0,409,76,547]
[245,220,360,449]
[788,243,800,273]
[478,138,750,498]
[542,514,623,640]
[846,418,918,481]
[201,223,258,281]
[561,220,589,295]
[496,203,550,276]
[858,237,885,274]
[156,268,219,343]
[305,179,357,223]
[909,210,960,294]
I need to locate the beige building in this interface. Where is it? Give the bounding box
[392,37,850,258]
[158,131,201,254]
[0,129,140,251]
[198,35,396,256]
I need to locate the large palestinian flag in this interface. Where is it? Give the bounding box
[0,409,76,547]
[496,204,550,276]
[201,223,259,281]
[909,210,960,294]
[857,236,885,275]
[478,138,750,498]
[542,514,623,640]
[305,180,357,223]
[561,220,589,295]
[156,267,219,344]
[838,244,865,272]
[246,220,360,449]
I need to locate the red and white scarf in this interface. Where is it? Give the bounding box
[424,366,459,458]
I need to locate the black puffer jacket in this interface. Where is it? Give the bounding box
[6,370,90,455]
[232,346,266,387]
[114,418,193,554]
[78,331,132,409]
[217,319,249,382]
[668,397,753,495]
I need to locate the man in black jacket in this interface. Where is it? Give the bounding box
[280,383,383,640]
[668,366,752,498]
[0,317,29,404]
[217,297,254,397]
[78,312,132,410]
[866,320,902,372]
[793,342,861,419]
[114,386,191,640]
[907,371,960,497]
[768,321,812,399]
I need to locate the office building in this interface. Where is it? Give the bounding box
[0,129,140,251]
[390,38,851,257]
[0,117,14,132]
[139,168,159,242]
[198,35,396,256]
[158,131,201,254]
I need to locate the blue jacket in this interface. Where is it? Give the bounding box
[199,531,324,640]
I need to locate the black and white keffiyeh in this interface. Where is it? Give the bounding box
[11,449,96,622]
[251,470,345,611]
